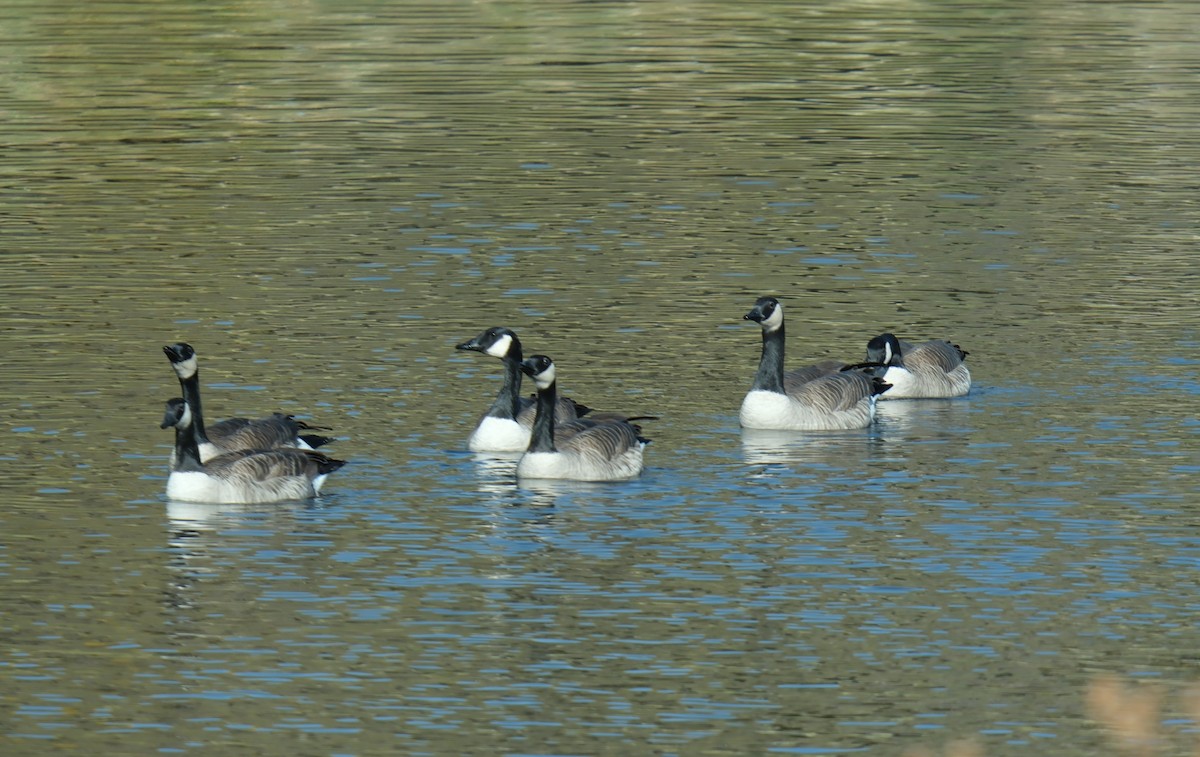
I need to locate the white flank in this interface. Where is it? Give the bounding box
[311,473,330,494]
[198,440,222,462]
[880,364,971,399]
[879,366,917,398]
[951,365,972,396]
[170,440,224,468]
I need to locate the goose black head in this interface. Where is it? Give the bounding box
[456,327,521,360]
[163,343,199,379]
[866,333,902,366]
[519,355,556,390]
[744,296,784,332]
[160,397,192,429]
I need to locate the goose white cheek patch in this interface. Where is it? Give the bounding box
[762,306,784,331]
[485,334,513,358]
[532,364,556,389]
[172,355,199,379]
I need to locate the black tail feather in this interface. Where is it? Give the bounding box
[317,458,348,475]
[294,419,333,432]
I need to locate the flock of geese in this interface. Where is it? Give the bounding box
[159,296,970,504]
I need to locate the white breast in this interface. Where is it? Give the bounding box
[166,471,226,503]
[166,470,318,504]
[879,366,918,398]
[517,447,645,482]
[740,389,875,431]
[739,390,795,429]
[468,416,531,452]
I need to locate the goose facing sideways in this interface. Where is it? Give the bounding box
[455,327,587,452]
[161,398,346,504]
[740,296,890,430]
[163,342,333,463]
[865,333,971,399]
[517,355,648,481]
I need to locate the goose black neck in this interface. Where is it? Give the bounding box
[177,370,213,444]
[751,323,786,394]
[487,351,525,420]
[527,379,557,453]
[173,422,205,473]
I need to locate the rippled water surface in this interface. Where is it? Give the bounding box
[3,1,1200,754]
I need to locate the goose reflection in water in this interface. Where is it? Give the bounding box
[470,451,522,496]
[740,427,888,468]
[872,395,976,436]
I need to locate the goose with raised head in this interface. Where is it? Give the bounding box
[740,296,890,430]
[163,342,333,463]
[517,355,648,481]
[160,398,346,504]
[455,327,588,452]
[864,333,971,399]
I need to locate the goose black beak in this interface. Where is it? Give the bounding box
[163,343,193,363]
[455,339,482,352]
[744,310,764,323]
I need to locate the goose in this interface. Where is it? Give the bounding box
[517,355,648,481]
[163,342,333,463]
[160,398,346,504]
[455,327,590,452]
[740,296,890,430]
[864,333,971,399]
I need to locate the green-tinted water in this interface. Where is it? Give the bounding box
[3,1,1199,754]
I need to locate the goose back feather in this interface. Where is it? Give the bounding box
[516,355,647,481]
[455,327,585,452]
[783,358,848,394]
[161,398,346,504]
[866,333,971,399]
[163,342,333,463]
[740,296,890,430]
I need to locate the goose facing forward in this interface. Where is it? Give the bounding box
[740,296,890,430]
[517,355,648,481]
[866,333,971,399]
[161,398,346,504]
[455,327,586,452]
[163,342,333,463]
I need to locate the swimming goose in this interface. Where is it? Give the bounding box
[517,355,648,481]
[163,343,333,463]
[160,398,346,504]
[455,327,588,452]
[864,333,971,399]
[740,296,890,430]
